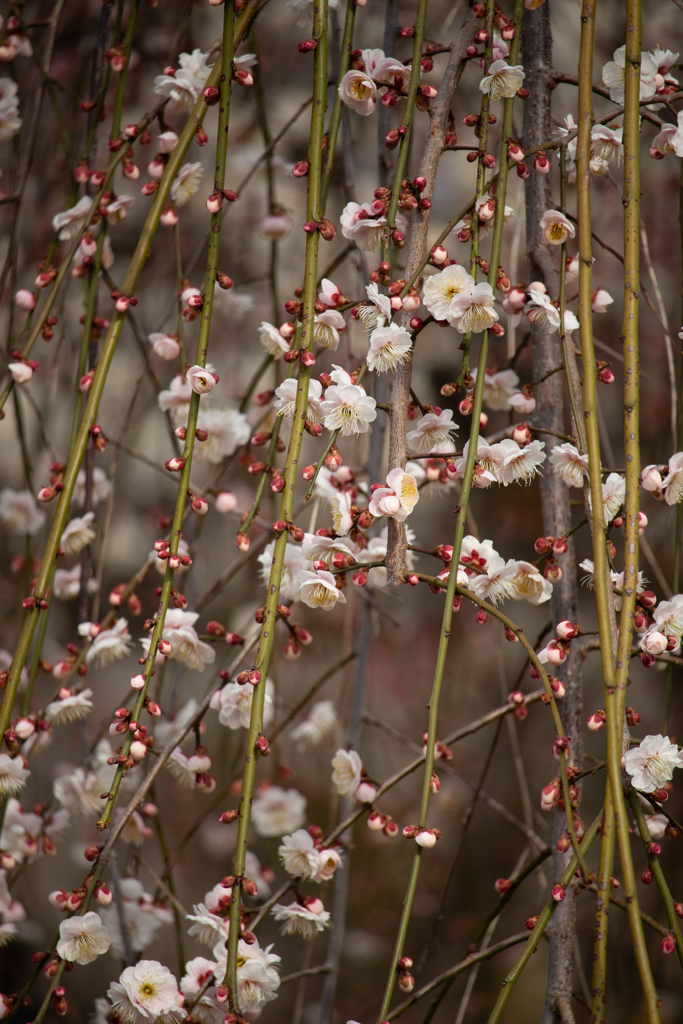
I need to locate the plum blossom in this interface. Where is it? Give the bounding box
[357,283,392,331]
[60,512,96,555]
[407,409,458,454]
[549,442,590,487]
[340,202,406,251]
[539,210,575,246]
[592,288,614,314]
[53,765,107,817]
[338,70,377,115]
[321,383,377,435]
[259,321,290,358]
[54,565,98,600]
[511,562,553,604]
[149,333,181,360]
[369,468,420,522]
[278,830,322,878]
[158,374,193,421]
[171,163,205,208]
[660,452,683,504]
[494,438,546,485]
[44,689,93,725]
[591,124,624,168]
[272,901,330,938]
[73,467,111,507]
[154,49,212,114]
[652,110,683,157]
[366,323,413,373]
[210,679,274,730]
[101,880,173,958]
[314,310,346,350]
[186,364,216,395]
[422,264,474,322]
[56,912,110,965]
[251,786,307,837]
[0,489,46,535]
[8,362,32,384]
[290,700,338,749]
[213,937,280,1012]
[623,734,683,793]
[479,60,525,100]
[467,553,519,605]
[142,610,215,671]
[590,473,625,523]
[257,540,311,601]
[647,595,683,647]
[332,749,363,795]
[195,407,250,463]
[526,287,579,334]
[108,960,185,1024]
[296,569,347,611]
[602,46,658,105]
[450,282,499,333]
[79,618,132,667]
[301,533,358,566]
[318,278,344,307]
[331,491,355,536]
[0,756,29,798]
[274,378,324,422]
[52,195,92,240]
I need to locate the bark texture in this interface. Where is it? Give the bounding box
[522,6,584,1023]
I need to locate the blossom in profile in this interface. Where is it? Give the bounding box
[314,310,346,350]
[56,911,110,966]
[259,321,290,358]
[142,610,215,671]
[274,378,324,422]
[356,282,392,331]
[623,734,683,793]
[660,452,683,504]
[366,323,413,373]
[257,540,311,602]
[331,492,354,536]
[340,202,405,251]
[52,195,92,240]
[592,288,614,314]
[321,384,377,436]
[272,901,330,938]
[499,438,546,485]
[45,689,94,725]
[602,46,657,105]
[369,467,420,522]
[0,755,29,797]
[468,553,520,605]
[170,162,204,207]
[332,749,362,795]
[407,409,458,454]
[290,700,337,750]
[73,467,111,508]
[149,333,181,360]
[79,619,132,667]
[108,960,185,1024]
[549,442,590,487]
[0,489,46,535]
[295,569,347,611]
[526,287,579,334]
[338,70,377,115]
[60,512,96,555]
[186,364,216,395]
[591,124,624,167]
[251,786,307,837]
[539,210,575,246]
[479,60,525,101]
[153,50,212,114]
[652,110,683,157]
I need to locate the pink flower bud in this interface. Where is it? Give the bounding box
[367,811,385,831]
[355,781,377,804]
[494,877,512,895]
[552,884,566,902]
[384,820,399,838]
[95,885,113,906]
[158,639,172,655]
[293,160,310,177]
[215,491,237,513]
[642,631,667,656]
[540,783,560,811]
[415,828,438,848]
[550,677,566,699]
[14,289,36,311]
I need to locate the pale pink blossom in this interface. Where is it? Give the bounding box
[652,110,683,157]
[259,321,290,358]
[321,384,377,435]
[260,212,292,238]
[278,830,322,878]
[366,323,413,373]
[314,309,346,350]
[8,363,32,384]
[57,911,110,965]
[591,288,614,314]
[407,409,457,454]
[154,50,212,114]
[52,195,92,240]
[549,442,589,487]
[660,452,683,504]
[507,391,536,415]
[539,210,575,246]
[623,734,683,793]
[60,512,96,555]
[369,467,420,522]
[272,901,330,938]
[331,749,362,795]
[479,59,525,100]
[0,489,46,535]
[602,46,657,105]
[290,700,338,749]
[295,569,347,611]
[338,70,377,115]
[356,282,392,330]
[0,755,29,797]
[186,364,217,394]
[149,333,181,360]
[450,282,499,333]
[422,264,474,322]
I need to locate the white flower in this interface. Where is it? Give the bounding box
[251,786,307,837]
[623,734,683,793]
[602,46,658,105]
[104,195,135,224]
[0,78,21,142]
[331,749,362,796]
[422,264,474,322]
[259,321,290,358]
[195,407,250,463]
[366,323,413,373]
[272,902,330,938]
[369,467,420,522]
[60,512,96,555]
[170,162,204,207]
[511,561,552,604]
[154,50,212,114]
[257,540,311,601]
[0,488,46,535]
[407,409,457,454]
[652,110,683,157]
[499,438,546,485]
[53,767,104,817]
[339,70,377,115]
[108,960,185,1024]
[8,362,32,384]
[295,570,347,611]
[301,533,358,566]
[450,282,499,333]
[44,689,93,725]
[290,700,337,750]
[321,384,377,435]
[469,367,519,410]
[73,467,111,507]
[549,442,590,487]
[468,554,519,605]
[539,210,575,246]
[274,378,324,422]
[186,903,229,947]
[660,452,683,504]
[592,288,614,314]
[314,309,346,350]
[52,195,92,240]
[278,830,322,878]
[340,202,405,251]
[0,755,29,797]
[479,59,525,100]
[210,679,274,730]
[158,374,193,421]
[650,594,683,645]
[80,618,132,667]
[357,283,392,331]
[186,364,216,394]
[223,937,280,1012]
[590,472,625,523]
[149,333,181,360]
[54,565,98,600]
[526,288,579,334]
[56,911,110,965]
[331,491,354,536]
[147,610,215,671]
[591,124,623,166]
[165,749,196,788]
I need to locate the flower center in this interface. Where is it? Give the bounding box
[645,753,671,786]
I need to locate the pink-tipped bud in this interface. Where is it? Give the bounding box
[551,884,566,902]
[494,877,512,895]
[293,160,310,177]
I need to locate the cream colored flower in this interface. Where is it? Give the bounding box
[479,59,525,100]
